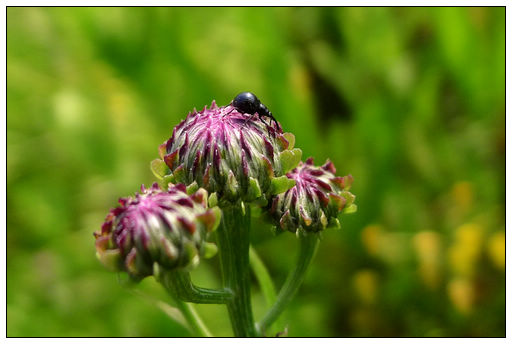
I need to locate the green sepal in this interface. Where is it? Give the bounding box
[247,177,262,201]
[279,209,295,231]
[269,175,296,195]
[343,203,357,214]
[186,181,199,195]
[341,175,354,190]
[159,174,176,190]
[280,148,302,173]
[197,206,221,232]
[328,217,341,229]
[191,188,208,207]
[282,132,296,150]
[295,226,307,238]
[211,206,222,231]
[340,191,355,206]
[173,164,187,184]
[158,143,167,160]
[182,241,199,269]
[151,159,168,180]
[261,155,274,178]
[328,193,346,213]
[299,207,312,226]
[203,242,218,259]
[208,192,218,207]
[96,249,121,272]
[319,210,328,228]
[226,170,239,199]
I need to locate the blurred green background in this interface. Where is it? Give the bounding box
[7,7,505,337]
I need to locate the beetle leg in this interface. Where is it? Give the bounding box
[258,114,270,126]
[272,117,281,131]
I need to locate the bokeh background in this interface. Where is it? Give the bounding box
[7,7,505,337]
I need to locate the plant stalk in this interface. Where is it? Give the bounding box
[163,270,233,304]
[216,204,257,337]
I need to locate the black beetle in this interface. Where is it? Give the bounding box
[231,92,281,131]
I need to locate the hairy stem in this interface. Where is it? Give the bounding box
[216,204,257,337]
[163,270,233,304]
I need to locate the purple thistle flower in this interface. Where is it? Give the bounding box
[151,101,302,205]
[269,157,357,233]
[94,183,220,280]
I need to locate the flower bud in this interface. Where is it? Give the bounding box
[94,183,221,280]
[268,157,356,233]
[151,101,302,206]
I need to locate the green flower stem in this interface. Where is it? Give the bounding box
[216,204,257,337]
[162,270,233,304]
[163,283,213,337]
[256,233,319,335]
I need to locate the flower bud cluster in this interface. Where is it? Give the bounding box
[96,97,357,282]
[94,183,220,280]
[269,157,356,233]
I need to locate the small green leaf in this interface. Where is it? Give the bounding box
[269,175,296,195]
[186,181,199,194]
[159,174,175,190]
[209,206,222,231]
[151,159,168,179]
[208,192,218,207]
[226,171,239,199]
[280,148,302,173]
[340,191,356,206]
[319,210,328,228]
[158,143,167,160]
[295,226,307,238]
[279,209,295,231]
[247,177,262,201]
[240,201,246,216]
[197,207,220,232]
[203,242,218,259]
[173,165,187,184]
[328,218,341,229]
[183,242,199,269]
[96,249,121,271]
[282,132,296,150]
[343,203,357,214]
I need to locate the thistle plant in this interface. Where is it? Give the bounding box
[95,94,356,337]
